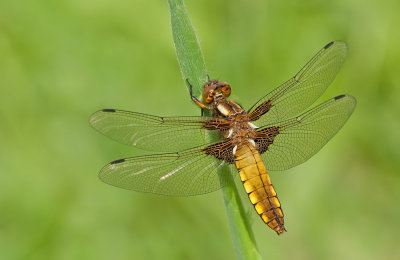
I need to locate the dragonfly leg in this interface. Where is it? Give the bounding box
[187,78,209,110]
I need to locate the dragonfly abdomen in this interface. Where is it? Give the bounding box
[234,141,286,235]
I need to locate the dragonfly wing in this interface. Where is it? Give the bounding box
[99,142,236,196]
[248,41,348,126]
[89,109,231,152]
[256,95,356,170]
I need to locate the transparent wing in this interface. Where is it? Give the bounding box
[89,109,230,152]
[248,41,348,126]
[99,144,234,196]
[255,95,356,170]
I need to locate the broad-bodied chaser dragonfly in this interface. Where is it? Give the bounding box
[90,41,356,235]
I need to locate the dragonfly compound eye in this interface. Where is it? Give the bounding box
[204,92,214,103]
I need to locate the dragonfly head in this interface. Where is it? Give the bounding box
[202,80,231,103]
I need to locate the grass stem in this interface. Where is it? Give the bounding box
[167,1,261,259]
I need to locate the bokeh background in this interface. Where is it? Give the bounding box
[1,0,399,259]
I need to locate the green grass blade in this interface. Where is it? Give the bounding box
[220,166,262,260]
[167,1,261,259]
[168,0,207,97]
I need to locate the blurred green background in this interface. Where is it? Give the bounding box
[1,0,399,259]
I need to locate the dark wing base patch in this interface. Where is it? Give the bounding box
[255,126,280,154]
[203,140,235,164]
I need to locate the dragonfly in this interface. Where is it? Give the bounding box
[90,41,356,235]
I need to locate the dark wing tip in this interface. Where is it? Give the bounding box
[102,109,116,112]
[324,41,334,49]
[110,159,125,164]
[334,94,346,100]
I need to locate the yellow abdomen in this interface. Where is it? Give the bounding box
[234,141,285,235]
